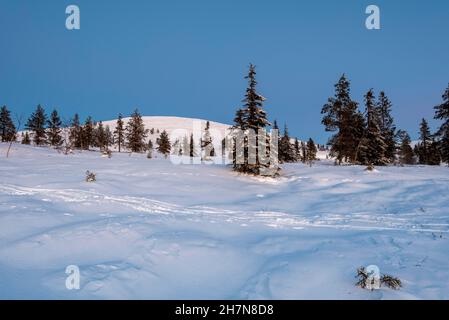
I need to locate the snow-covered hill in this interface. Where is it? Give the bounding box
[102,116,231,142]
[1,143,448,299]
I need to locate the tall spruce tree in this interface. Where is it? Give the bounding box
[357,89,387,165]
[0,105,16,142]
[377,92,396,163]
[232,64,272,175]
[189,133,196,158]
[156,130,171,157]
[26,105,47,145]
[69,113,83,149]
[114,113,125,152]
[396,130,415,165]
[321,75,364,164]
[46,109,63,146]
[417,118,432,165]
[82,116,95,150]
[434,83,449,164]
[125,109,147,152]
[279,124,296,163]
[306,138,317,164]
[95,121,107,150]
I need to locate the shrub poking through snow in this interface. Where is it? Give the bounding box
[85,170,96,182]
[355,267,370,289]
[380,274,402,290]
[356,267,402,290]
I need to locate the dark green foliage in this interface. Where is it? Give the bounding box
[82,116,95,150]
[156,130,171,157]
[95,121,108,150]
[0,105,16,142]
[357,89,387,165]
[26,104,47,145]
[279,124,296,163]
[189,133,196,158]
[46,109,63,146]
[125,109,148,153]
[321,75,364,164]
[69,114,83,149]
[232,64,273,175]
[306,138,317,163]
[377,92,396,163]
[415,118,440,165]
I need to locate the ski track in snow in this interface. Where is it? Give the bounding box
[1,143,449,299]
[1,183,448,235]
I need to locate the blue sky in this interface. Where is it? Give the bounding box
[1,0,448,143]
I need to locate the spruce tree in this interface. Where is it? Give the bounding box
[82,116,95,150]
[46,109,63,146]
[189,134,196,158]
[427,139,441,165]
[417,118,432,165]
[114,113,125,152]
[26,104,47,145]
[95,121,107,150]
[69,113,83,149]
[434,83,449,164]
[321,75,364,164]
[0,105,16,142]
[156,130,171,157]
[357,89,387,165]
[125,109,148,152]
[396,130,415,165]
[377,92,396,163]
[232,64,272,175]
[306,138,317,164]
[279,124,296,163]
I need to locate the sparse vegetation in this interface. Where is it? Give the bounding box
[85,170,96,182]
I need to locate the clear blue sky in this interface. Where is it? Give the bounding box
[1,0,448,143]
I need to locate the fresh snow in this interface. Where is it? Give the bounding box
[1,143,449,299]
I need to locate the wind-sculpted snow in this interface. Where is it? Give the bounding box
[1,143,449,299]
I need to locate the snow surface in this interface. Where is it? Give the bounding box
[1,143,449,299]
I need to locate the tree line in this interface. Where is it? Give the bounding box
[1,67,448,175]
[321,75,449,166]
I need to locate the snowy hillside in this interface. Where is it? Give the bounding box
[102,116,231,142]
[1,143,448,299]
